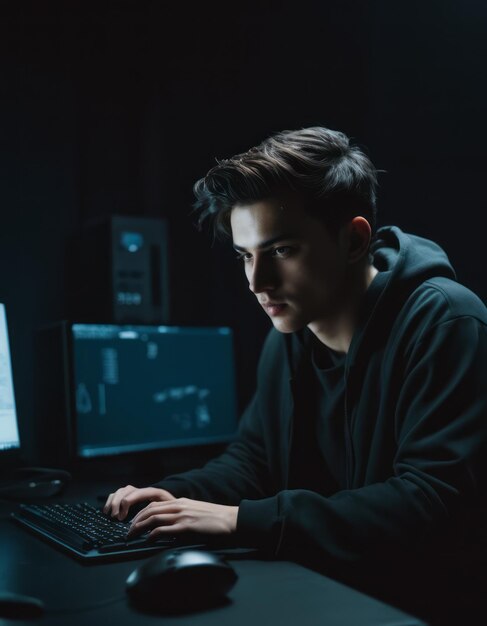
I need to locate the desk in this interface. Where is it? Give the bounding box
[0,482,427,626]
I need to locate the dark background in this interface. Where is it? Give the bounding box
[1,0,486,466]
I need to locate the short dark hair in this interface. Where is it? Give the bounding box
[192,126,380,243]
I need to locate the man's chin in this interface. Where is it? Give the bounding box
[270,317,306,334]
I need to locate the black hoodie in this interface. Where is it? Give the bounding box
[154,225,487,570]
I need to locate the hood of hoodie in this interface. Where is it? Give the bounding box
[345,224,457,371]
[371,225,456,286]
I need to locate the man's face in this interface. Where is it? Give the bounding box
[230,196,352,334]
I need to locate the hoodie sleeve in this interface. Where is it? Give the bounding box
[237,315,487,565]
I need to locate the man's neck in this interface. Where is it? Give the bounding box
[307,264,379,355]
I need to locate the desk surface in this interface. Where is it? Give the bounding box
[0,482,426,626]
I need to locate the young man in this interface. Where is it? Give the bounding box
[105,127,487,616]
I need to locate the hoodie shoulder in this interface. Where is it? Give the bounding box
[418,277,487,324]
[391,278,487,355]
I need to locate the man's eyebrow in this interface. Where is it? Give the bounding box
[233,234,295,252]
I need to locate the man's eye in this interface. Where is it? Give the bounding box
[273,246,292,257]
[235,252,252,262]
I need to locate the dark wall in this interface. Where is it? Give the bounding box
[1,0,486,464]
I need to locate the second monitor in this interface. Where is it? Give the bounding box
[37,324,238,465]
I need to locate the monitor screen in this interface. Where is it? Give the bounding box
[70,324,238,458]
[0,303,21,452]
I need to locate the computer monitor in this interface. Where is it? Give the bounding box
[66,324,238,459]
[0,303,21,455]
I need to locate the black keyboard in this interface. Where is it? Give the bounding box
[12,502,179,561]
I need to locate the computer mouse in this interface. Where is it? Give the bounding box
[0,591,45,619]
[126,548,238,612]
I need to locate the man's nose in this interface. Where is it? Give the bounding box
[248,257,276,294]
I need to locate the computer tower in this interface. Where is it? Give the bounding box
[67,215,170,324]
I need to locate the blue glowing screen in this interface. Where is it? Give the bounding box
[71,324,238,457]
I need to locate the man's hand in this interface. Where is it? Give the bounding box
[103,485,176,520]
[126,498,239,539]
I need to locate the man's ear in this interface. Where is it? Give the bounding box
[345,216,372,264]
